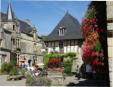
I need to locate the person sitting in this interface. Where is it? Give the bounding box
[35,65,39,71]
[35,70,40,76]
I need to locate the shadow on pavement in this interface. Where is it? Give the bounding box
[66,79,108,87]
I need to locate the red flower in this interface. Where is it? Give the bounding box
[92,58,99,65]
[82,19,86,23]
[101,63,104,66]
[85,24,88,28]
[100,53,103,56]
[92,41,95,45]
[87,48,90,52]
[91,52,98,56]
[87,54,90,57]
[86,43,89,46]
[90,46,93,50]
[102,57,104,60]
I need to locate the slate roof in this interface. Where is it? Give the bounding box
[1,12,33,36]
[44,12,83,42]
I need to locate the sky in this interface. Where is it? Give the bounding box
[1,0,91,36]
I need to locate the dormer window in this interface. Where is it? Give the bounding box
[59,26,65,36]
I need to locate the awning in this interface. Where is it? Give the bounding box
[19,60,25,62]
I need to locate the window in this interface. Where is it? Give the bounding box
[11,38,16,45]
[45,42,48,47]
[59,41,64,49]
[59,26,65,36]
[13,25,15,30]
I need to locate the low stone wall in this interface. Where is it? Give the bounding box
[47,70,64,85]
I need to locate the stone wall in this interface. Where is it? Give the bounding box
[107,1,113,87]
[0,20,43,68]
[0,51,10,69]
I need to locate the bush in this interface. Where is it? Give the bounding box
[1,61,17,74]
[44,53,61,67]
[39,76,51,86]
[26,74,51,86]
[61,52,76,57]
[21,68,27,75]
[48,58,60,68]
[44,52,76,67]
[44,54,51,67]
[66,52,76,57]
[9,60,16,66]
[9,67,19,75]
[63,60,73,76]
[26,75,36,86]
[1,62,8,73]
[7,61,16,72]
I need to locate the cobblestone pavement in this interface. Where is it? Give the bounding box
[0,75,26,86]
[0,75,108,86]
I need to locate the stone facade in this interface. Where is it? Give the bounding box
[107,1,113,87]
[0,3,43,68]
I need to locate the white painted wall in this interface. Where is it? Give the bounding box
[46,40,81,55]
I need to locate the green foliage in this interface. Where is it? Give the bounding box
[1,62,8,73]
[7,60,17,72]
[1,61,17,74]
[61,52,76,57]
[50,53,60,58]
[9,68,19,75]
[43,52,76,67]
[85,8,96,19]
[65,52,76,57]
[10,60,16,66]
[63,60,73,76]
[26,75,35,86]
[26,75,51,86]
[44,53,51,67]
[39,76,51,86]
[21,68,27,75]
[43,53,61,67]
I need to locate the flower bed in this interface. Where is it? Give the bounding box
[47,68,64,72]
[48,58,60,68]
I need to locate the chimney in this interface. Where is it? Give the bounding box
[25,19,30,25]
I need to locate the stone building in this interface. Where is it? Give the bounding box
[0,3,43,68]
[107,1,113,87]
[43,12,83,55]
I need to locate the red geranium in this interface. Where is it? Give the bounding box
[48,58,60,68]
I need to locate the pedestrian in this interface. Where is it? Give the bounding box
[86,64,92,79]
[19,64,23,71]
